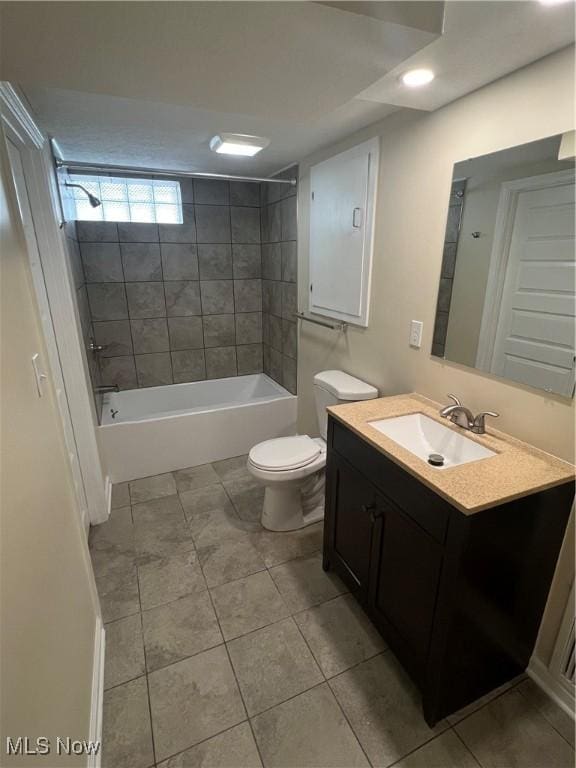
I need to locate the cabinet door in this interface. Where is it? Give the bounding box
[370,499,443,667]
[326,454,378,597]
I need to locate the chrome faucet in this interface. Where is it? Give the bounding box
[439,394,499,435]
[94,384,119,394]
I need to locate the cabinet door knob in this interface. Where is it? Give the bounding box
[370,508,383,523]
[361,503,375,514]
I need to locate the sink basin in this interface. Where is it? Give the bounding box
[369,413,496,469]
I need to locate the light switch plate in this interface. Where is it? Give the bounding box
[409,320,423,348]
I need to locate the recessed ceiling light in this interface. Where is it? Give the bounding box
[209,133,270,157]
[401,68,435,88]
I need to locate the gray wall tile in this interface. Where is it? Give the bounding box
[171,350,206,383]
[67,237,85,289]
[281,282,297,320]
[235,313,262,344]
[121,243,162,281]
[269,314,282,352]
[126,283,166,319]
[281,242,297,282]
[165,281,202,317]
[198,245,233,280]
[237,344,263,375]
[205,347,237,379]
[231,207,260,244]
[282,320,297,359]
[282,355,297,394]
[168,317,204,350]
[230,181,260,208]
[203,315,236,348]
[88,283,128,321]
[161,244,199,281]
[77,221,118,242]
[81,243,123,283]
[281,196,297,241]
[233,245,261,279]
[93,320,133,357]
[100,356,137,390]
[262,244,281,280]
[177,178,195,205]
[194,179,229,205]
[159,220,197,244]
[234,280,262,312]
[119,223,159,243]
[135,353,173,387]
[269,348,282,383]
[200,281,234,314]
[196,205,231,243]
[131,318,170,353]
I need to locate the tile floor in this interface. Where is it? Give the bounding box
[90,456,575,768]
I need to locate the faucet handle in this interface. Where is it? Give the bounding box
[472,411,499,434]
[446,393,462,406]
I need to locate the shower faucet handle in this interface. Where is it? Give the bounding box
[88,340,106,353]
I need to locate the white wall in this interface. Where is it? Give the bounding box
[0,126,100,765]
[297,46,575,665]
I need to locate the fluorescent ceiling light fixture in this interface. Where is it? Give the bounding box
[209,133,270,157]
[401,68,435,87]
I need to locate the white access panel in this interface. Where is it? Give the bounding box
[309,138,379,327]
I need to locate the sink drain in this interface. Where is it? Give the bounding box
[428,453,445,467]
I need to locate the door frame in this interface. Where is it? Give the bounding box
[475,168,575,372]
[0,82,109,526]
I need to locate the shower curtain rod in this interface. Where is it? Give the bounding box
[54,158,297,186]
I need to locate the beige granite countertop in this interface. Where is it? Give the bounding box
[328,393,575,515]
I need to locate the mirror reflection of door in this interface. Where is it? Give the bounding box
[433,134,576,399]
[479,171,575,397]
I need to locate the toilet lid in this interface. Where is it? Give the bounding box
[249,435,321,471]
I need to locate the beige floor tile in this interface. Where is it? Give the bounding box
[446,677,519,724]
[223,476,265,522]
[517,678,575,747]
[130,472,176,504]
[131,494,184,524]
[212,454,251,483]
[249,522,323,567]
[90,506,135,579]
[182,489,256,548]
[157,722,262,768]
[134,513,196,567]
[138,551,206,610]
[228,617,324,715]
[174,463,220,493]
[210,570,289,640]
[294,593,385,677]
[104,613,146,690]
[251,683,369,768]
[102,676,154,768]
[148,645,246,762]
[142,592,223,672]
[330,653,448,767]
[455,688,575,768]
[269,552,348,613]
[197,536,266,588]
[96,566,140,624]
[394,730,478,768]
[111,481,130,510]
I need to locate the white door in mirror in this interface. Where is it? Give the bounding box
[410,320,423,348]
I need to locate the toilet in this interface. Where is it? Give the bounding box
[248,370,378,531]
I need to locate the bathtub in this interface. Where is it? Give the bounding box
[98,374,297,483]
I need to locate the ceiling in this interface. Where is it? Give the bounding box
[1,1,574,176]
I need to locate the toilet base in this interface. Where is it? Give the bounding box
[261,470,325,532]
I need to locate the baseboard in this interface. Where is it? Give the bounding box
[528,655,575,720]
[88,617,106,768]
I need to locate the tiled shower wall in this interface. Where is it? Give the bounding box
[261,166,298,394]
[76,178,272,391]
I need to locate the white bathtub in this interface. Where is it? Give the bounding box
[98,374,297,482]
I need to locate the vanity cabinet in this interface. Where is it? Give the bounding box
[323,416,574,726]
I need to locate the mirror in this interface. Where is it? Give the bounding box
[432,134,575,398]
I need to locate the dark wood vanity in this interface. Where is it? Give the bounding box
[323,414,574,726]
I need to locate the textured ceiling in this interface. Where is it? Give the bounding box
[1,1,574,176]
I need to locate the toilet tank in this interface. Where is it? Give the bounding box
[313,370,378,440]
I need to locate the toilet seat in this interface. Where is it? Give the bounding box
[249,435,321,472]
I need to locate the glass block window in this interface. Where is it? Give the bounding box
[70,175,183,224]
